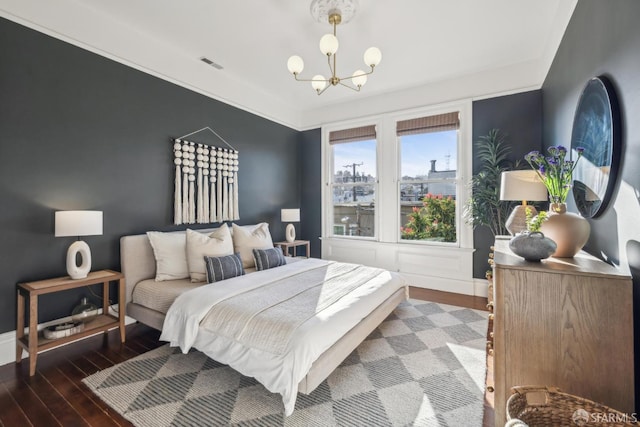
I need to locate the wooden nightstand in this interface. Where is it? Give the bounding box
[16,269,126,376]
[274,240,310,258]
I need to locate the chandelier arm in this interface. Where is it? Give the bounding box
[326,55,336,78]
[338,81,361,92]
[332,18,337,80]
[342,66,376,80]
[293,74,330,83]
[316,84,331,95]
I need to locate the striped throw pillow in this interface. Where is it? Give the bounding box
[253,247,287,271]
[204,253,245,283]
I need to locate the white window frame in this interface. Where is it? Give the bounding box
[321,100,472,250]
[322,118,381,241]
[393,107,467,247]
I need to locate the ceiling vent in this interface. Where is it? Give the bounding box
[200,57,223,70]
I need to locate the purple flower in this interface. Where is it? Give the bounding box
[525,151,540,162]
[524,145,585,204]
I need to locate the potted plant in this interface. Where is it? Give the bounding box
[464,129,522,278]
[524,146,584,212]
[523,146,590,257]
[464,129,521,236]
[524,206,548,233]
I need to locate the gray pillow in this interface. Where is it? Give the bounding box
[204,253,245,283]
[253,247,287,271]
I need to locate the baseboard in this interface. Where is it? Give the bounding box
[473,278,489,298]
[0,305,136,368]
[402,272,474,295]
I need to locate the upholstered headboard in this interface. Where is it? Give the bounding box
[120,228,218,305]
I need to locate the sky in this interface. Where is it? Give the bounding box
[333,130,458,179]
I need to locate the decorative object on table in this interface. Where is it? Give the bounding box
[509,208,556,262]
[71,296,99,323]
[43,321,85,340]
[509,232,557,262]
[506,386,638,427]
[286,0,382,95]
[570,76,622,219]
[281,208,300,243]
[55,210,103,279]
[173,127,239,225]
[500,170,548,235]
[525,146,590,257]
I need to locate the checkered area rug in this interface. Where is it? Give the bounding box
[83,299,488,426]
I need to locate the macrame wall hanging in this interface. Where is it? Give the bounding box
[172,127,239,225]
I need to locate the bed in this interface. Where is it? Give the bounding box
[120,226,407,415]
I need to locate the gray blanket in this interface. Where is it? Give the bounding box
[199,261,387,354]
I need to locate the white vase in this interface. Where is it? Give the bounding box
[539,203,590,257]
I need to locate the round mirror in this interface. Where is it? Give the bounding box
[570,76,621,218]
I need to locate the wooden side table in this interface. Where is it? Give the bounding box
[16,269,125,376]
[274,240,310,258]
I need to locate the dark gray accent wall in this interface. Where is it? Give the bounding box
[0,17,300,333]
[298,129,322,258]
[471,90,542,278]
[541,0,640,408]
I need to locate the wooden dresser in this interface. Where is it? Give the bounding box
[492,238,634,426]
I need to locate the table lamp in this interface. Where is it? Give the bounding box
[281,209,300,243]
[55,210,103,279]
[500,171,547,235]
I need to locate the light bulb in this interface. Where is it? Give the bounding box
[364,47,382,67]
[287,55,304,75]
[319,34,339,56]
[311,75,327,92]
[352,70,367,87]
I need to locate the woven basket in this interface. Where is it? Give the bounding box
[506,386,638,426]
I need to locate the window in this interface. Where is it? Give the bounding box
[398,112,460,243]
[322,101,472,252]
[329,125,377,238]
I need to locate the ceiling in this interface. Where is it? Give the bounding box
[0,0,577,130]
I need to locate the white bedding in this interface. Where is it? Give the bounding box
[160,258,406,415]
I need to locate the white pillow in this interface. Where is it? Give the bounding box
[232,223,274,268]
[147,231,189,282]
[186,224,234,282]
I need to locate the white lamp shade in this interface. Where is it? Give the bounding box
[55,210,103,237]
[287,55,304,74]
[311,75,327,92]
[281,209,300,223]
[352,70,367,87]
[364,47,382,67]
[500,171,548,202]
[319,34,339,55]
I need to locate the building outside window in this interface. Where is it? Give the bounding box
[329,125,377,238]
[397,112,460,243]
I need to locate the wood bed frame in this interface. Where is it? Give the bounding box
[120,229,407,394]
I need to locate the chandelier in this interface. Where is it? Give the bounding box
[287,0,382,95]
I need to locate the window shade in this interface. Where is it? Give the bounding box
[329,125,376,144]
[396,112,459,136]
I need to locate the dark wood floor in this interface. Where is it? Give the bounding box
[0,287,493,427]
